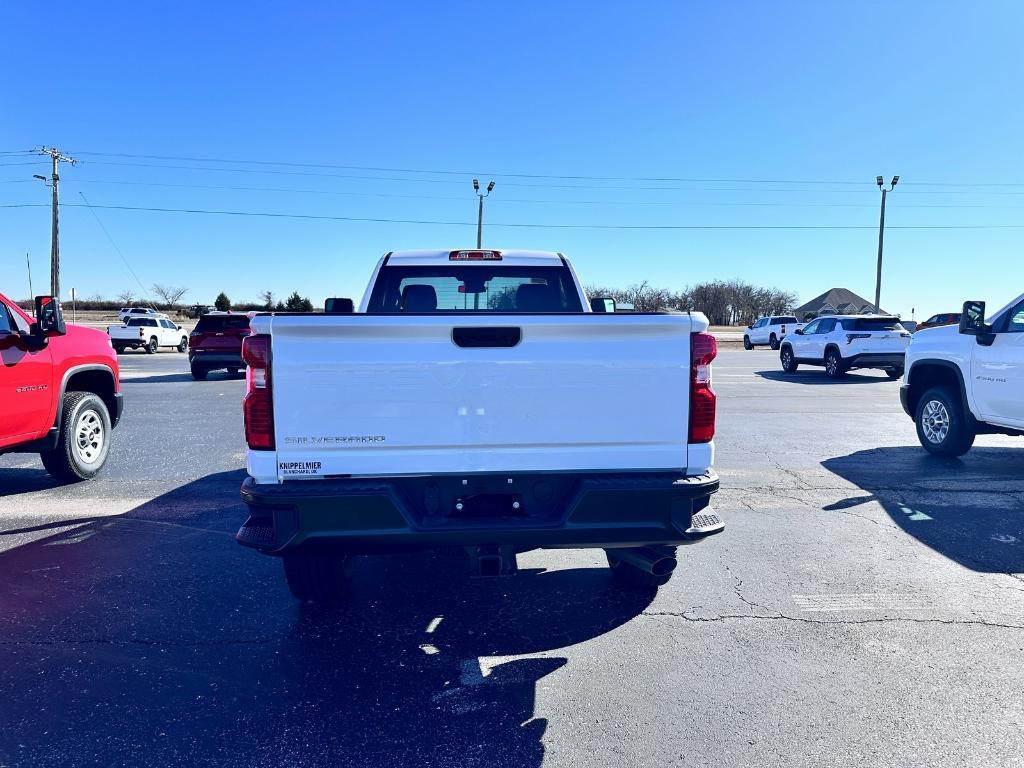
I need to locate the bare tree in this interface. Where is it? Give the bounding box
[152,284,189,310]
[259,290,275,310]
[115,290,136,306]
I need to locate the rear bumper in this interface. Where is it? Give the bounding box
[238,470,722,555]
[189,350,243,367]
[844,352,905,368]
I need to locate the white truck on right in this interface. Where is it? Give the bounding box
[901,294,1024,456]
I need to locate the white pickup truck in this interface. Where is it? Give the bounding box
[743,314,802,350]
[108,316,189,354]
[901,294,1024,455]
[236,249,724,603]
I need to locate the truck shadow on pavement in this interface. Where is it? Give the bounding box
[0,469,653,768]
[822,447,1024,574]
[755,370,893,385]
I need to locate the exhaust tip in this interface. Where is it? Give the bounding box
[651,557,678,577]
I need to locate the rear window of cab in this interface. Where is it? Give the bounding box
[365,265,583,313]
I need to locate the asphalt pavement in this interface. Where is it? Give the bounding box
[1,348,1022,768]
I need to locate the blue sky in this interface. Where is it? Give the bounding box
[2,1,1023,318]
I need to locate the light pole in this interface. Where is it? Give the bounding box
[473,178,495,248]
[874,174,899,311]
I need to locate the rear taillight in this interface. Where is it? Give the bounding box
[689,332,717,444]
[845,333,871,344]
[242,335,274,450]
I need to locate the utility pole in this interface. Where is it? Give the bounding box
[472,178,495,248]
[26,253,33,298]
[874,175,899,311]
[34,147,78,299]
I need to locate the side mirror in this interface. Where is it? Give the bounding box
[958,300,987,334]
[959,300,995,345]
[34,296,67,336]
[747,323,754,329]
[177,325,184,331]
[590,297,616,313]
[793,328,804,335]
[325,297,355,314]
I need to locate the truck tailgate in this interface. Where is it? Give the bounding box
[263,314,697,479]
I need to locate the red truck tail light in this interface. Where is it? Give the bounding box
[242,334,274,450]
[689,332,717,444]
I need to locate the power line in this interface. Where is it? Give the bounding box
[45,177,1024,208]
[65,150,1024,189]
[75,193,156,306]
[4,201,1024,230]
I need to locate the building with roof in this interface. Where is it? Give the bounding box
[793,288,884,320]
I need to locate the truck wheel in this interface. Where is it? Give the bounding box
[824,349,846,378]
[743,336,753,350]
[145,336,158,354]
[190,363,208,381]
[177,337,188,353]
[916,386,975,457]
[605,548,675,590]
[40,392,112,482]
[282,552,351,605]
[886,368,904,380]
[113,344,125,354]
[780,345,798,372]
[769,333,779,350]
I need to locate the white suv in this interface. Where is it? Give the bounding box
[117,307,160,322]
[779,315,910,378]
[743,315,802,350]
[901,294,1024,455]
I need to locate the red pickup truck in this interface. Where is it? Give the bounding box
[0,292,123,481]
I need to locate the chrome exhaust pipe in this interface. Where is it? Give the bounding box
[612,547,677,576]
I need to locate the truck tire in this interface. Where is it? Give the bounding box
[282,552,351,604]
[886,367,904,380]
[824,348,846,378]
[145,336,158,354]
[190,363,208,381]
[113,344,125,354]
[605,547,676,590]
[769,333,779,350]
[780,345,798,372]
[915,386,976,457]
[743,336,753,350]
[40,392,112,482]
[177,337,188,353]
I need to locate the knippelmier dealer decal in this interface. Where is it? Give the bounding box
[279,461,323,476]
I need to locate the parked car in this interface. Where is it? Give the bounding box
[0,292,123,480]
[744,315,802,350]
[236,249,724,603]
[117,306,161,323]
[901,295,1023,456]
[915,312,961,332]
[188,312,253,380]
[108,316,188,354]
[779,315,910,378]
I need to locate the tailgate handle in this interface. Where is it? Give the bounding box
[452,327,521,348]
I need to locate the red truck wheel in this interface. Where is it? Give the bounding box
[40,392,112,482]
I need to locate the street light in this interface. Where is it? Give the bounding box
[473,178,495,248]
[874,175,899,311]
